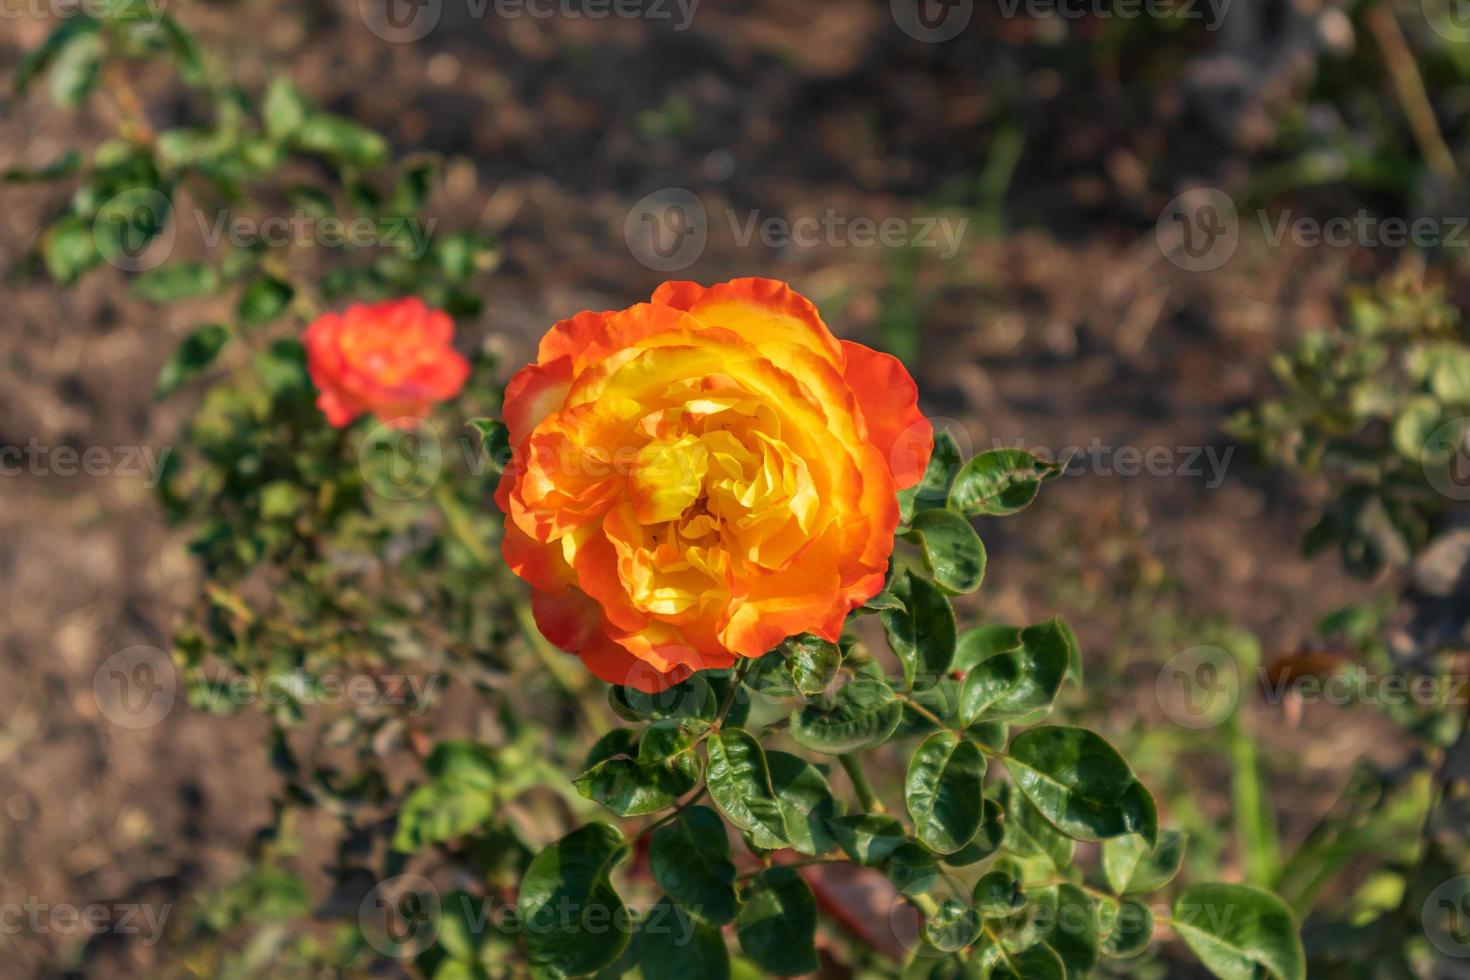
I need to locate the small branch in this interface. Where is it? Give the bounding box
[839,753,886,814]
[1367,3,1457,181]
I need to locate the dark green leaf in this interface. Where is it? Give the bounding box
[3,151,82,183]
[1172,883,1305,980]
[973,868,1025,918]
[133,262,220,303]
[948,448,1063,517]
[790,677,902,754]
[922,899,981,952]
[766,751,840,857]
[392,780,493,853]
[1103,829,1187,895]
[827,814,907,866]
[573,724,700,817]
[294,113,389,169]
[467,418,512,476]
[735,867,817,977]
[886,842,940,897]
[155,324,230,398]
[999,785,1074,871]
[518,824,632,979]
[639,898,730,980]
[906,508,986,594]
[706,729,788,849]
[905,732,986,854]
[1101,898,1154,958]
[952,624,1021,673]
[237,276,293,327]
[984,943,1066,979]
[1004,726,1159,845]
[156,14,207,85]
[48,29,102,108]
[882,570,956,692]
[942,798,1005,867]
[650,806,737,926]
[781,634,841,697]
[16,19,99,95]
[958,619,1069,725]
[1042,883,1101,977]
[897,429,962,523]
[611,674,717,723]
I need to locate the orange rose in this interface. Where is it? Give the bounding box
[304,297,470,428]
[497,278,933,692]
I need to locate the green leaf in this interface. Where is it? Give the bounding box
[984,943,1066,979]
[780,634,841,697]
[650,806,737,926]
[1392,395,1443,462]
[905,732,986,854]
[958,619,1069,725]
[1042,883,1101,977]
[922,899,981,952]
[263,79,312,141]
[1103,829,1187,895]
[16,19,99,95]
[898,429,962,522]
[1004,726,1158,845]
[426,741,498,787]
[155,324,230,398]
[881,570,956,692]
[790,677,902,754]
[973,868,1024,919]
[573,723,701,817]
[941,798,1005,867]
[705,729,788,849]
[999,784,1074,871]
[906,508,986,594]
[436,888,489,962]
[134,262,220,303]
[640,898,730,980]
[518,824,632,980]
[1172,883,1305,980]
[156,14,207,85]
[42,214,101,285]
[3,150,82,183]
[467,418,512,475]
[294,113,390,169]
[886,842,940,897]
[953,624,1022,673]
[828,814,907,866]
[948,448,1063,517]
[766,751,840,857]
[611,674,718,723]
[1101,898,1154,958]
[735,867,818,977]
[48,29,103,108]
[392,780,493,853]
[237,276,294,327]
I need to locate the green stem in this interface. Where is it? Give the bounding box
[839,753,886,814]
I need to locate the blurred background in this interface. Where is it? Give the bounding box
[4,0,1470,975]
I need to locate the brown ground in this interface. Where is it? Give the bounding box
[0,1,1412,975]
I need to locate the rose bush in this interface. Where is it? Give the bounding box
[496,278,935,691]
